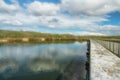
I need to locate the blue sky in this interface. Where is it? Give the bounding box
[0,0,120,35]
[101,12,120,26]
[4,0,60,6]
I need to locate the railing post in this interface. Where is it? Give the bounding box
[95,39,120,58]
[109,42,111,51]
[118,43,120,57]
[113,42,114,53]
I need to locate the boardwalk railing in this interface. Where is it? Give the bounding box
[94,39,120,57]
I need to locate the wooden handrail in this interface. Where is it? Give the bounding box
[94,39,120,57]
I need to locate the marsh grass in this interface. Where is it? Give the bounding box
[0,30,119,43]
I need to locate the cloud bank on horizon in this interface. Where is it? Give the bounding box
[0,0,120,35]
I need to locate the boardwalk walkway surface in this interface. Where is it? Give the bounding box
[90,40,120,80]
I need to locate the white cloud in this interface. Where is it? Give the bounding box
[0,0,20,14]
[61,0,120,16]
[0,0,120,35]
[78,32,106,36]
[67,31,106,36]
[100,25,120,31]
[98,25,120,35]
[26,1,60,16]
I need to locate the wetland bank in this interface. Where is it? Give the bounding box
[0,30,119,80]
[0,30,88,80]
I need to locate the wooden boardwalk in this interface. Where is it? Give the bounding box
[90,40,120,80]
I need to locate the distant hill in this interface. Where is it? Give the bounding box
[0,30,119,43]
[0,30,85,43]
[0,30,75,38]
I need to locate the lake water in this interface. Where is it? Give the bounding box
[0,42,87,80]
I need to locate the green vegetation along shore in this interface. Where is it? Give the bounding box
[0,30,120,43]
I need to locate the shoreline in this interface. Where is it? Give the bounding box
[0,38,87,43]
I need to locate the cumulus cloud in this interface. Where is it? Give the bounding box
[0,13,40,26]
[100,25,120,31]
[0,0,20,14]
[72,31,106,36]
[61,0,120,16]
[0,0,120,35]
[26,1,60,16]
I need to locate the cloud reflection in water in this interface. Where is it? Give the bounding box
[0,42,87,79]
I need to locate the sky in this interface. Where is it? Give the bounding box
[0,0,120,35]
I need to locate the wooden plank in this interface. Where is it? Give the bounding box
[90,40,120,80]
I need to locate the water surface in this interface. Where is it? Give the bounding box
[0,42,87,80]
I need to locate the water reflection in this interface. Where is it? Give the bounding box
[0,59,18,73]
[28,58,59,72]
[0,42,87,80]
